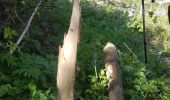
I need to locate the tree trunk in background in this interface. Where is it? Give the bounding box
[56,0,81,100]
[103,42,124,100]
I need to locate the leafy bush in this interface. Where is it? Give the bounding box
[0,53,56,99]
[119,52,170,99]
[0,0,170,100]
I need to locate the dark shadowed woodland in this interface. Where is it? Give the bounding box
[0,0,170,99]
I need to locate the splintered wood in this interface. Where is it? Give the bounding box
[56,0,81,100]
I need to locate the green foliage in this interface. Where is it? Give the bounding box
[75,1,170,99]
[0,0,170,99]
[0,53,56,99]
[0,84,16,97]
[29,83,56,100]
[3,28,17,40]
[119,52,170,99]
[84,69,108,100]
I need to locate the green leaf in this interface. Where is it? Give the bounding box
[100,70,105,76]
[4,28,17,39]
[135,85,140,91]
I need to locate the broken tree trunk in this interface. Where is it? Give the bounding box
[56,0,81,100]
[103,42,124,100]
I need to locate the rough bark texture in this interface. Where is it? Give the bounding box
[56,0,81,100]
[103,42,124,100]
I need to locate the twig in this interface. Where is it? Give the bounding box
[123,42,136,57]
[93,53,98,79]
[10,1,42,54]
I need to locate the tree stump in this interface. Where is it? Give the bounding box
[103,42,124,100]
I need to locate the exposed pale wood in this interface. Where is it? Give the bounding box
[57,0,81,100]
[103,42,124,100]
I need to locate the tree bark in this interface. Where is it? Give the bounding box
[56,0,81,100]
[103,42,124,100]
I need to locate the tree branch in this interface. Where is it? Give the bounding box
[10,1,42,54]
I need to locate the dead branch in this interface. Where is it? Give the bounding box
[10,1,42,54]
